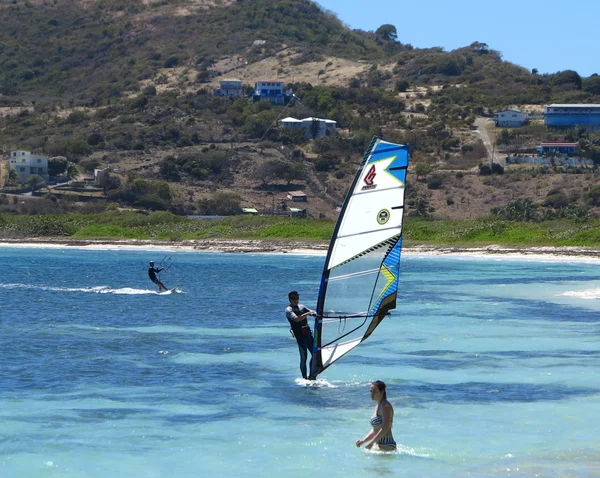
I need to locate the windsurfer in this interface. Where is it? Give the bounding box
[356,380,397,451]
[148,261,168,292]
[285,291,316,380]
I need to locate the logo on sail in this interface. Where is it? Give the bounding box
[377,209,390,225]
[362,164,377,190]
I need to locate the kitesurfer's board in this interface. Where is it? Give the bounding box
[159,286,180,294]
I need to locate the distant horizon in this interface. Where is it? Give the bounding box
[316,0,598,78]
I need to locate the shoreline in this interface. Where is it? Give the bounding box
[1,238,600,262]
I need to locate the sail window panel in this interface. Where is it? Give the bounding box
[321,338,362,368]
[329,228,401,269]
[319,247,392,365]
[324,247,398,318]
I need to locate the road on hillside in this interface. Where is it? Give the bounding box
[474,117,495,163]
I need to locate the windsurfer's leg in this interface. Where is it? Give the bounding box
[307,336,316,380]
[297,342,308,379]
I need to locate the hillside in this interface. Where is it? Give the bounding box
[1,0,600,221]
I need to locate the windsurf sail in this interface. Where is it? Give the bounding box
[310,137,409,377]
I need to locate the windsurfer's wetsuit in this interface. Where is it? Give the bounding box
[148,266,167,291]
[285,303,314,380]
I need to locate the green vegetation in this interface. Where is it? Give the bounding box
[405,217,600,247]
[0,211,334,241]
[0,212,599,249]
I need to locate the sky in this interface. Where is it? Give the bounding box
[316,0,598,77]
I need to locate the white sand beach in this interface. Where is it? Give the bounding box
[2,238,600,263]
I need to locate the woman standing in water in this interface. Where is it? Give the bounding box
[356,380,397,451]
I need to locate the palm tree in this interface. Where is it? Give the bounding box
[66,163,79,181]
[6,169,19,186]
[26,174,42,192]
[410,196,432,217]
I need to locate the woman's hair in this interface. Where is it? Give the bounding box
[372,380,387,401]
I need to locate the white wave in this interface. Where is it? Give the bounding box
[294,377,337,388]
[363,443,430,458]
[560,288,600,300]
[0,283,161,295]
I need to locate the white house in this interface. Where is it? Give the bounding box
[214,79,244,97]
[280,117,337,139]
[9,151,49,184]
[94,168,110,187]
[494,109,528,127]
[287,191,307,202]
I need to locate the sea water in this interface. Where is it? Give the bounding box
[0,246,599,477]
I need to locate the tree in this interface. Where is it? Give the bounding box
[552,70,582,89]
[492,198,538,222]
[48,157,69,177]
[197,192,241,215]
[6,169,19,185]
[414,163,433,180]
[375,24,398,42]
[395,80,409,92]
[67,163,79,180]
[309,119,320,139]
[582,75,600,95]
[409,196,433,217]
[26,174,43,191]
[252,160,282,189]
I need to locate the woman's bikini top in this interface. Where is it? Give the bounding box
[370,414,383,427]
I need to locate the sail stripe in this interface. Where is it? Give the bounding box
[328,268,380,281]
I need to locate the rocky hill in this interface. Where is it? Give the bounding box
[1,0,600,220]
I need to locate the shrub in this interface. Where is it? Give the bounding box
[197,192,241,216]
[479,164,492,176]
[543,193,569,209]
[491,163,504,174]
[427,176,443,190]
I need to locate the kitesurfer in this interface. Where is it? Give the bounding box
[356,380,397,451]
[285,290,316,380]
[148,261,168,292]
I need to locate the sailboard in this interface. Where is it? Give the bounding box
[310,136,409,378]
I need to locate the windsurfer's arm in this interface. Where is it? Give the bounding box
[290,312,312,322]
[287,306,314,322]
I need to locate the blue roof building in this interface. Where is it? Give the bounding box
[545,104,600,130]
[252,80,295,105]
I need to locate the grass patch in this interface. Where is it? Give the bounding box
[1,212,599,249]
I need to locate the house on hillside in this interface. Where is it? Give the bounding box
[213,79,244,97]
[280,117,337,139]
[494,109,528,127]
[94,168,110,188]
[536,142,577,157]
[9,150,49,184]
[287,191,307,202]
[252,80,294,105]
[544,104,600,130]
[241,208,259,216]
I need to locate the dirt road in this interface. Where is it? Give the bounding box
[474,117,495,163]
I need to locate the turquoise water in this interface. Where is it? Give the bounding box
[1,246,599,477]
